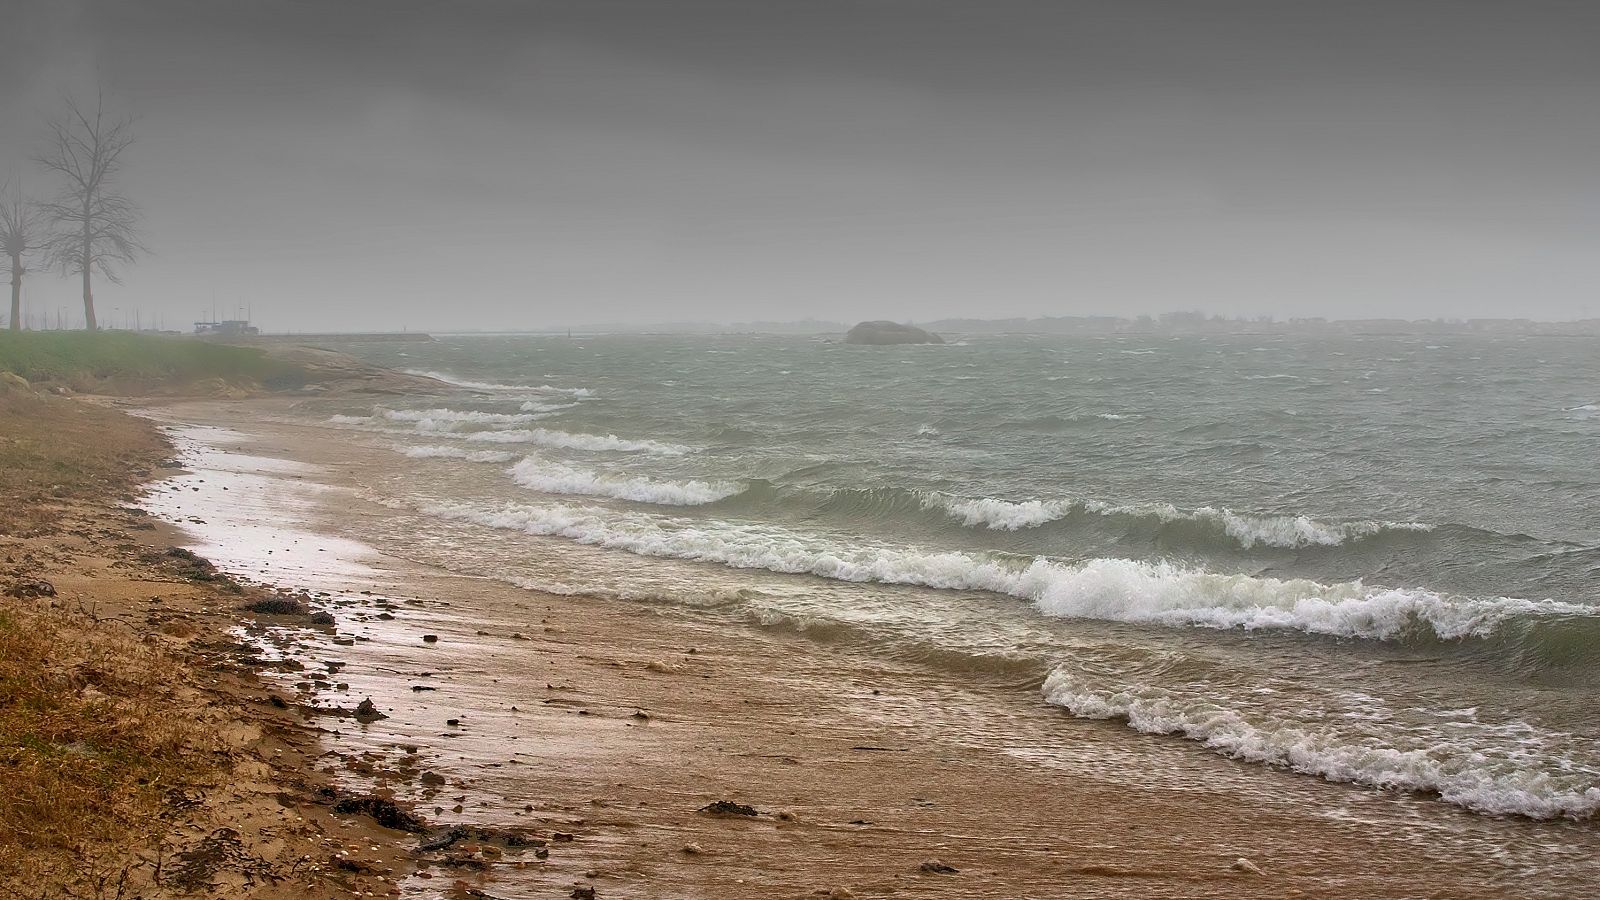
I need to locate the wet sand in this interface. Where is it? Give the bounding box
[0,393,417,897]
[139,398,1600,899]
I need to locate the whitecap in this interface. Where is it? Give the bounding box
[927,495,1073,530]
[520,400,579,413]
[464,427,690,455]
[380,407,544,431]
[403,368,593,395]
[923,491,1433,548]
[397,445,517,463]
[419,500,1591,642]
[508,457,741,506]
[1042,669,1600,820]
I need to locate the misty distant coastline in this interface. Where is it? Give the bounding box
[417,312,1600,339]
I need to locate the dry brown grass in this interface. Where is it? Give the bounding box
[0,604,226,889]
[0,388,211,892]
[0,390,167,535]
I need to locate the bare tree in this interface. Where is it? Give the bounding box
[36,94,145,331]
[0,179,48,331]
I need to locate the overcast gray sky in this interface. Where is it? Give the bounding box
[2,0,1597,331]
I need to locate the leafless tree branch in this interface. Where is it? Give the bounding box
[35,91,145,329]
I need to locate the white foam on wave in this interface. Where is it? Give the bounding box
[403,368,593,396]
[465,427,689,455]
[932,496,1073,530]
[419,499,1592,641]
[1019,558,1590,639]
[398,444,517,463]
[922,492,1432,547]
[1041,669,1600,819]
[380,407,544,431]
[520,400,579,413]
[1086,500,1434,549]
[508,457,741,506]
[328,414,374,425]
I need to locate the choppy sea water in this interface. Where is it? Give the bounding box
[304,332,1600,821]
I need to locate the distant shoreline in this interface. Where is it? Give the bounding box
[356,316,1600,339]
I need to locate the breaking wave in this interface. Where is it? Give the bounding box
[931,496,1074,530]
[398,445,517,463]
[418,499,1591,642]
[923,492,1431,547]
[508,457,741,506]
[1042,669,1600,819]
[403,368,593,395]
[825,488,1434,548]
[520,400,579,413]
[380,407,544,431]
[464,427,690,455]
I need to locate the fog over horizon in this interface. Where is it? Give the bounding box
[2,0,1597,333]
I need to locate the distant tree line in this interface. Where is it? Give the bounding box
[1,92,144,332]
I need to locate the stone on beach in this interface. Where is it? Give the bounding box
[245,596,305,615]
[331,796,428,832]
[4,578,56,599]
[698,800,759,817]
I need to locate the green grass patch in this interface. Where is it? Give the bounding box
[0,330,304,392]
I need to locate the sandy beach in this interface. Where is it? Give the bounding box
[109,396,1599,899]
[6,4,1600,895]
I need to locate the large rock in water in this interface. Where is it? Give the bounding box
[843,321,944,345]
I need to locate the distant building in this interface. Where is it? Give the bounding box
[193,320,259,336]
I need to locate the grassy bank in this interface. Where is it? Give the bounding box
[0,331,304,394]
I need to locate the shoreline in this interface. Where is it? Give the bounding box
[125,397,1600,899]
[0,391,416,897]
